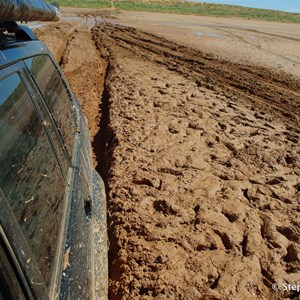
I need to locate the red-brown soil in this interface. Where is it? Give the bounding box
[35,9,300,300]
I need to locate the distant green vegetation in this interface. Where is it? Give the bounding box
[52,0,111,8]
[51,0,300,23]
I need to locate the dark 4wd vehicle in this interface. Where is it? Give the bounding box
[0,1,108,299]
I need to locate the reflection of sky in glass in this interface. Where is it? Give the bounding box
[189,0,300,13]
[0,73,21,106]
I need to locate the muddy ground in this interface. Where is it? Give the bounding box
[36,9,300,300]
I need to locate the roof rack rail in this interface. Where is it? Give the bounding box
[0,21,37,41]
[0,0,60,22]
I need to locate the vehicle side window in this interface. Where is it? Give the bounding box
[25,55,76,156]
[0,73,65,288]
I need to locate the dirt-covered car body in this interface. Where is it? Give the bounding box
[0,23,107,300]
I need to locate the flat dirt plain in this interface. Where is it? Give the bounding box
[35,8,300,300]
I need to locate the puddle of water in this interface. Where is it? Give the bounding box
[107,18,119,24]
[207,33,219,37]
[61,16,82,21]
[27,23,46,29]
[194,32,220,38]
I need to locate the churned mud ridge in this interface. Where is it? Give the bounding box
[91,22,300,300]
[58,27,78,66]
[35,22,79,63]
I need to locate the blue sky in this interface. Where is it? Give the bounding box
[189,0,300,13]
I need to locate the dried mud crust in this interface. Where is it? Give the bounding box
[91,24,300,300]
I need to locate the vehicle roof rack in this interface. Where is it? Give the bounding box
[0,21,37,41]
[0,0,60,22]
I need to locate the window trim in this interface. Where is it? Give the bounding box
[0,227,29,300]
[20,66,70,178]
[0,189,47,299]
[24,54,79,158]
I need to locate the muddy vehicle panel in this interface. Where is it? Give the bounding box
[0,3,108,299]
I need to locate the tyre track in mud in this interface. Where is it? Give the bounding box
[114,24,300,93]
[58,27,77,66]
[94,24,300,126]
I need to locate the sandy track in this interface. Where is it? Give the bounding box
[37,13,300,300]
[92,23,300,300]
[103,10,300,78]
